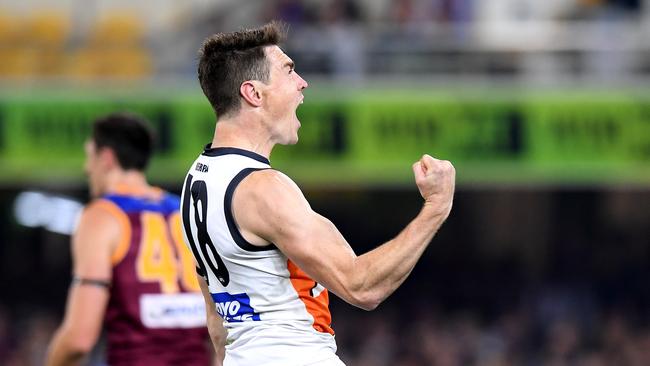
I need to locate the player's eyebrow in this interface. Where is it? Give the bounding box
[285,60,295,70]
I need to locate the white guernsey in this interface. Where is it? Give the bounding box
[181,146,338,365]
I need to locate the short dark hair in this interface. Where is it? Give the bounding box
[197,21,287,118]
[92,112,155,171]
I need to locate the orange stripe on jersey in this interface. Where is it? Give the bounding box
[94,199,132,266]
[287,259,334,335]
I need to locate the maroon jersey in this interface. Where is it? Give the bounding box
[97,185,210,366]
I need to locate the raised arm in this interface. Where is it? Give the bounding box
[234,154,455,310]
[46,202,119,366]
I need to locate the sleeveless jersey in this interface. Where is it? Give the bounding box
[97,186,210,366]
[180,146,338,366]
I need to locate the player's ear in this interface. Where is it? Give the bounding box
[98,147,119,168]
[240,80,263,108]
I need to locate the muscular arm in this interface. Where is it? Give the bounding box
[46,202,119,366]
[197,274,226,366]
[235,155,455,310]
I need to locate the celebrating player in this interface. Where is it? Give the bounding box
[182,21,455,365]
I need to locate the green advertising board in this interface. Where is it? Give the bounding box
[0,88,649,185]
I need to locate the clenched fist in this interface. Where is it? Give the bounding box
[412,154,455,218]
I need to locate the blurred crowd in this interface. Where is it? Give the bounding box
[1,293,649,366]
[0,0,646,81]
[0,11,151,80]
[264,0,643,27]
[335,301,650,366]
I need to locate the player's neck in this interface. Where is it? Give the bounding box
[211,117,274,160]
[105,170,152,195]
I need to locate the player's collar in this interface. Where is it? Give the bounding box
[202,144,270,165]
[110,183,163,200]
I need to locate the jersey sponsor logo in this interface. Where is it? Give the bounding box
[140,293,206,329]
[212,292,260,322]
[195,162,209,173]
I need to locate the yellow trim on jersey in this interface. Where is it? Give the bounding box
[94,199,132,266]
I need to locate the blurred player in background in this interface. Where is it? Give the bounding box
[46,112,213,366]
[181,21,455,365]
